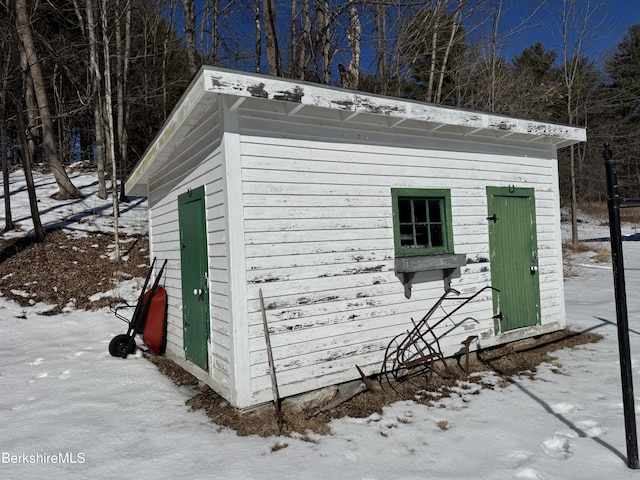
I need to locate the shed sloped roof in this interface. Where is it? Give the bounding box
[126,66,586,196]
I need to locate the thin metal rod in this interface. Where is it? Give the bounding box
[603,144,639,469]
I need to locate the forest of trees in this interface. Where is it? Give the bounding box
[0,0,639,244]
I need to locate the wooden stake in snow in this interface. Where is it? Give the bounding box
[259,288,285,433]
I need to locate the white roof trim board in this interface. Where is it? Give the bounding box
[126,66,586,195]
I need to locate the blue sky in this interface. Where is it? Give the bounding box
[497,0,640,65]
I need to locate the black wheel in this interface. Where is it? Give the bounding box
[109,334,136,358]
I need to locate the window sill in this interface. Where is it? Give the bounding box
[395,254,466,298]
[395,253,466,273]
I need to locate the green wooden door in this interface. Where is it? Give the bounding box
[178,186,210,370]
[486,187,541,333]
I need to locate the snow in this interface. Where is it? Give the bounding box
[2,171,640,478]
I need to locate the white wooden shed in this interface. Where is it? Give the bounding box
[126,66,586,409]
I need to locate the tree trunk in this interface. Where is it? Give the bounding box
[16,41,45,241]
[375,3,388,95]
[162,0,178,116]
[435,0,466,104]
[181,0,198,77]
[317,0,331,84]
[100,0,120,261]
[560,0,599,244]
[254,0,261,72]
[1,47,14,231]
[490,0,503,113]
[14,0,83,200]
[290,0,298,77]
[426,0,443,103]
[299,0,311,79]
[340,4,360,89]
[569,143,578,243]
[116,0,131,202]
[86,0,107,199]
[263,0,282,76]
[211,0,219,64]
[16,112,45,242]
[0,115,12,231]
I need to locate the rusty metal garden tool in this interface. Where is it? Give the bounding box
[461,335,478,375]
[380,286,499,390]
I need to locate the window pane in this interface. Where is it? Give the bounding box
[413,200,427,223]
[399,224,414,247]
[398,199,412,224]
[428,199,442,223]
[430,224,444,247]
[415,224,429,248]
[393,189,451,254]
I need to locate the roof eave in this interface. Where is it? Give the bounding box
[126,66,587,195]
[201,66,586,145]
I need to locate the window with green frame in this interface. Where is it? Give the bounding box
[391,188,454,256]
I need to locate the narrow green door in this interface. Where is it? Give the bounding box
[178,186,210,370]
[486,187,541,333]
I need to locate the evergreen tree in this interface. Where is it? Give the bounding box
[605,24,640,122]
[513,42,557,79]
[602,24,640,196]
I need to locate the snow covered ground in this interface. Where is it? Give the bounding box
[2,171,640,479]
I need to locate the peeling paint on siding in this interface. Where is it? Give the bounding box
[467,255,489,264]
[480,328,494,340]
[247,83,268,98]
[344,265,385,275]
[273,87,304,103]
[248,276,282,284]
[490,121,513,131]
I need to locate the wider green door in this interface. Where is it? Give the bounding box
[486,187,541,333]
[178,186,210,370]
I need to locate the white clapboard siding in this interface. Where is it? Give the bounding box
[236,111,564,401]
[125,67,582,409]
[145,100,236,402]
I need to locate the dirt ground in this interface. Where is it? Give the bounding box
[148,328,601,437]
[0,229,150,314]
[0,230,603,438]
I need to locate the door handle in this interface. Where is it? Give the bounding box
[530,266,538,274]
[193,288,205,300]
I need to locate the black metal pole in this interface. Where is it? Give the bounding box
[603,144,640,469]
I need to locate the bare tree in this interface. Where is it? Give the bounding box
[162,0,180,117]
[425,0,443,102]
[15,109,45,242]
[315,0,332,83]
[558,0,603,244]
[15,30,45,241]
[338,3,361,89]
[100,0,120,261]
[116,0,132,201]
[84,0,108,199]
[181,0,199,76]
[290,0,299,77]
[374,2,388,94]
[14,0,83,200]
[202,0,220,64]
[254,0,261,72]
[288,0,313,79]
[0,31,14,231]
[435,0,467,103]
[263,0,282,76]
